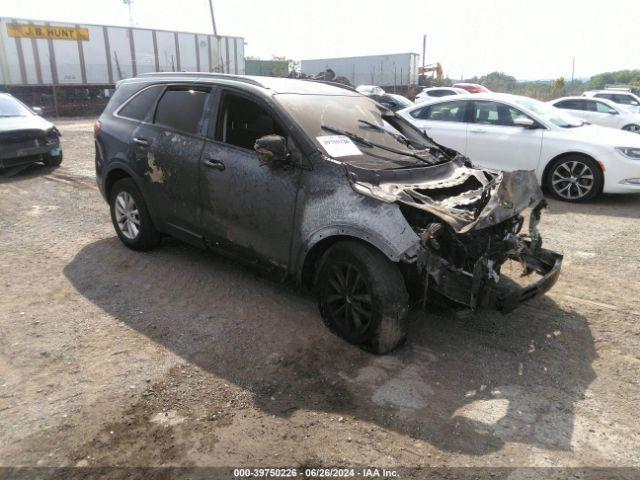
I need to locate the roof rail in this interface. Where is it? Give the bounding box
[137,72,265,88]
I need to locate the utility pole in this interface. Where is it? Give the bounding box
[571,57,575,84]
[208,0,218,36]
[422,34,427,67]
[123,0,134,28]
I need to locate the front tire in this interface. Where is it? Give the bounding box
[316,241,409,354]
[545,155,603,202]
[109,178,160,250]
[623,124,640,134]
[43,152,63,167]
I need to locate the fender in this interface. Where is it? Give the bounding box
[293,224,421,283]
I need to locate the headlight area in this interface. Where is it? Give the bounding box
[615,147,640,159]
[399,200,563,313]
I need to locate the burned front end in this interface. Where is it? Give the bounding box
[349,157,563,313]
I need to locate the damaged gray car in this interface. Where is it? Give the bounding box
[95,73,562,353]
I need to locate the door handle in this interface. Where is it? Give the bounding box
[204,158,225,171]
[133,137,150,147]
[470,129,487,134]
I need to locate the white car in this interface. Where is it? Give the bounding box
[396,92,640,201]
[415,86,467,104]
[549,96,640,133]
[583,90,640,113]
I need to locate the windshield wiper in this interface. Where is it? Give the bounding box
[357,119,412,146]
[321,124,436,165]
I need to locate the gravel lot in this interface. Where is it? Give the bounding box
[1,118,639,475]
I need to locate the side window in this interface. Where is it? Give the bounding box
[418,101,468,122]
[474,101,530,126]
[154,87,210,135]
[593,101,616,114]
[118,85,164,121]
[614,94,636,105]
[555,99,584,110]
[594,93,610,100]
[216,93,285,150]
[410,107,427,119]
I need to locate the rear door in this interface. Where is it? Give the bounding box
[131,85,211,238]
[406,99,470,154]
[198,90,301,268]
[553,99,589,122]
[465,100,543,172]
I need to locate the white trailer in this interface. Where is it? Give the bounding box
[0,17,245,86]
[300,53,420,89]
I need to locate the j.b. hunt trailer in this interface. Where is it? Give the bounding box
[0,17,245,115]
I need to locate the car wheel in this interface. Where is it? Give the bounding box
[545,155,603,202]
[43,152,63,167]
[109,178,160,250]
[317,240,409,354]
[623,124,640,133]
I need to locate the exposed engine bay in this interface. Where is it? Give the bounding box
[347,156,563,313]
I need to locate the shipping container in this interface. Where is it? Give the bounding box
[300,53,420,89]
[0,17,245,87]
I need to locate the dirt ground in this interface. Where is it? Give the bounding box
[1,118,640,477]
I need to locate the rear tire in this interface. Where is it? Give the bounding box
[109,178,160,251]
[316,241,409,354]
[545,155,602,202]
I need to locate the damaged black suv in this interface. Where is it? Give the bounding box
[95,73,562,353]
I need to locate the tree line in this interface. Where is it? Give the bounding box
[441,70,640,100]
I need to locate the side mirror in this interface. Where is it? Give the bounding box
[32,106,43,115]
[513,117,536,128]
[630,101,639,106]
[254,134,291,168]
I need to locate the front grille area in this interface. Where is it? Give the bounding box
[0,129,46,147]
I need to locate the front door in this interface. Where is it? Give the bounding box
[198,91,300,268]
[465,100,543,172]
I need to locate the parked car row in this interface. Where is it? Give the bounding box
[396,92,640,201]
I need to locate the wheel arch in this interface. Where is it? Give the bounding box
[296,227,412,288]
[104,166,134,200]
[103,163,161,226]
[542,151,603,186]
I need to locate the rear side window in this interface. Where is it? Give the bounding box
[154,87,210,135]
[412,101,468,122]
[118,85,164,121]
[555,99,585,110]
[429,89,456,97]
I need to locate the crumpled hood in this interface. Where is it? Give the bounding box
[347,157,543,233]
[0,115,53,133]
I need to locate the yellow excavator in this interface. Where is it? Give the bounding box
[418,62,444,80]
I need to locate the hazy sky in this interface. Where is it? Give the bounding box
[2,0,638,80]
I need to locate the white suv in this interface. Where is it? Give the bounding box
[583,90,640,113]
[550,96,640,133]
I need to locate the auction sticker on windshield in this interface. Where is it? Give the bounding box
[317,135,362,157]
